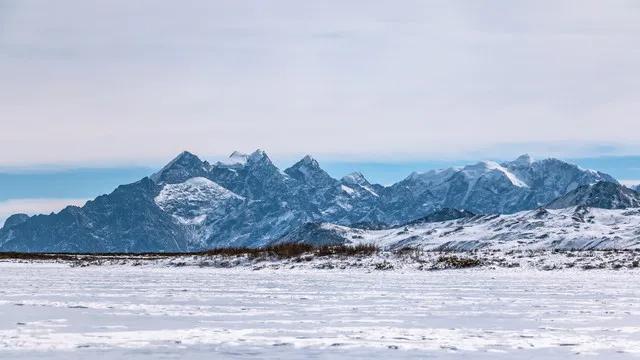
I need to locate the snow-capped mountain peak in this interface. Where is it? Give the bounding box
[300,154,317,165]
[150,151,210,184]
[284,155,335,187]
[460,161,528,188]
[247,149,269,163]
[341,172,369,186]
[509,154,534,167]
[340,172,380,198]
[226,151,250,165]
[288,155,321,172]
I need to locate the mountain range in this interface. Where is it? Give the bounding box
[1,150,638,253]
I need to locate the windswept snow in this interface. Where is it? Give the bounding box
[1,264,640,359]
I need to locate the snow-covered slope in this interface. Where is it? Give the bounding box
[154,177,244,225]
[280,207,640,251]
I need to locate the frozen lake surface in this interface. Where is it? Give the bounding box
[1,263,640,359]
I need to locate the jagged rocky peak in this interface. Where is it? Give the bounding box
[244,149,275,167]
[340,172,381,198]
[151,150,209,184]
[288,155,320,171]
[242,149,282,176]
[285,155,335,186]
[227,151,249,165]
[300,154,319,167]
[510,154,534,167]
[547,181,640,210]
[247,149,267,161]
[168,150,202,166]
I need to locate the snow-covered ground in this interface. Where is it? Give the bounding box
[1,263,640,359]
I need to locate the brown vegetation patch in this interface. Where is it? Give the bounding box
[436,255,482,269]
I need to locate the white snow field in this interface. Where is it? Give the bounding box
[1,263,640,359]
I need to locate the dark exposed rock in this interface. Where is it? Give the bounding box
[2,214,30,229]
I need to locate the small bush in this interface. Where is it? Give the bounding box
[374,261,394,270]
[202,243,314,259]
[315,244,378,257]
[436,255,482,269]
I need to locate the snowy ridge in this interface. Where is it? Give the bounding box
[284,207,640,251]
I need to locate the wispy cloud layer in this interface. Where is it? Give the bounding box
[1,1,639,165]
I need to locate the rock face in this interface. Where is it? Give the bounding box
[547,181,640,209]
[2,214,30,229]
[0,178,189,252]
[0,151,627,252]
